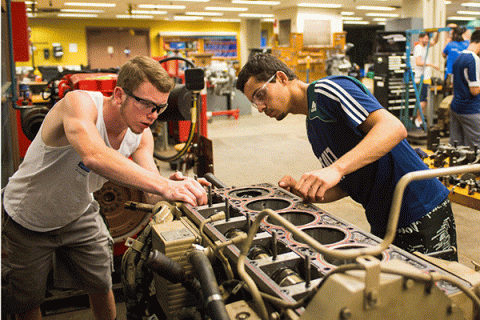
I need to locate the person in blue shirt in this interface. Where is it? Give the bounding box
[443,26,469,93]
[236,53,457,260]
[450,29,480,148]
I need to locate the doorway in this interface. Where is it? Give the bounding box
[86,28,150,69]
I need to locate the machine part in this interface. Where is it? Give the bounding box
[224,300,261,320]
[121,223,154,320]
[301,259,466,320]
[93,181,152,244]
[189,247,231,320]
[147,249,201,296]
[151,218,202,319]
[20,106,49,141]
[153,56,201,164]
[131,168,480,320]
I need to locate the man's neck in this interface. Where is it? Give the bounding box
[103,95,128,136]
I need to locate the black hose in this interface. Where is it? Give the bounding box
[189,249,231,320]
[204,173,228,189]
[146,249,201,296]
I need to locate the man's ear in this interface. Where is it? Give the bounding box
[276,71,288,84]
[113,87,124,105]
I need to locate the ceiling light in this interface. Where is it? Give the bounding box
[373,18,388,21]
[211,18,241,22]
[239,13,274,17]
[341,12,355,15]
[116,14,154,19]
[342,17,363,20]
[297,3,342,8]
[57,13,98,17]
[448,16,476,21]
[131,10,167,15]
[173,15,204,20]
[186,12,223,16]
[445,1,451,4]
[232,0,280,5]
[457,10,480,15]
[64,2,115,7]
[138,4,186,9]
[462,2,480,8]
[343,21,370,24]
[262,18,275,22]
[356,6,396,11]
[60,9,105,13]
[24,1,37,4]
[205,6,247,11]
[365,13,399,17]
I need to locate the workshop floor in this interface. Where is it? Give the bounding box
[43,111,479,320]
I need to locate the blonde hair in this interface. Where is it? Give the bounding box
[117,56,174,93]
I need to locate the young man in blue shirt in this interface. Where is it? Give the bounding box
[236,53,457,260]
[450,29,480,148]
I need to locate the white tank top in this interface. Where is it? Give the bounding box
[3,91,142,231]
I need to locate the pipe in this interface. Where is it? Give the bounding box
[189,248,231,320]
[204,173,228,189]
[146,249,201,296]
[6,0,17,103]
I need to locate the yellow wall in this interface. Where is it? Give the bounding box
[18,18,243,68]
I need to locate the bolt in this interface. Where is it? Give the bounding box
[340,307,352,320]
[403,278,415,290]
[447,303,456,315]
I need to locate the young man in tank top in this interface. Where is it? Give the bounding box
[2,56,208,319]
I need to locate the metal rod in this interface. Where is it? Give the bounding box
[207,185,212,207]
[305,255,311,288]
[225,198,230,222]
[271,230,277,261]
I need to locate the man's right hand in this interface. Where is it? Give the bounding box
[163,174,208,207]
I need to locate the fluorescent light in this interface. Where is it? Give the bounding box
[239,13,274,18]
[25,1,37,4]
[131,10,167,15]
[462,2,480,8]
[356,6,396,10]
[116,14,154,19]
[342,17,363,20]
[373,17,388,21]
[341,12,355,15]
[205,6,247,11]
[343,21,370,25]
[446,1,452,4]
[232,0,280,5]
[64,2,115,7]
[57,13,98,17]
[262,18,275,22]
[297,3,342,8]
[186,12,223,16]
[60,8,104,13]
[366,13,399,17]
[138,4,186,9]
[211,18,241,22]
[457,10,480,15]
[448,16,476,21]
[173,15,204,20]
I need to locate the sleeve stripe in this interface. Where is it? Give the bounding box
[315,79,369,125]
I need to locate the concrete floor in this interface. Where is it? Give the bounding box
[43,111,479,319]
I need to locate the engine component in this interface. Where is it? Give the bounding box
[133,165,480,320]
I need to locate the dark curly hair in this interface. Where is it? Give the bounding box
[236,53,297,93]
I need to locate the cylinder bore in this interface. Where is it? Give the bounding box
[245,198,291,211]
[265,211,316,227]
[292,226,346,246]
[322,245,383,266]
[227,188,271,199]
